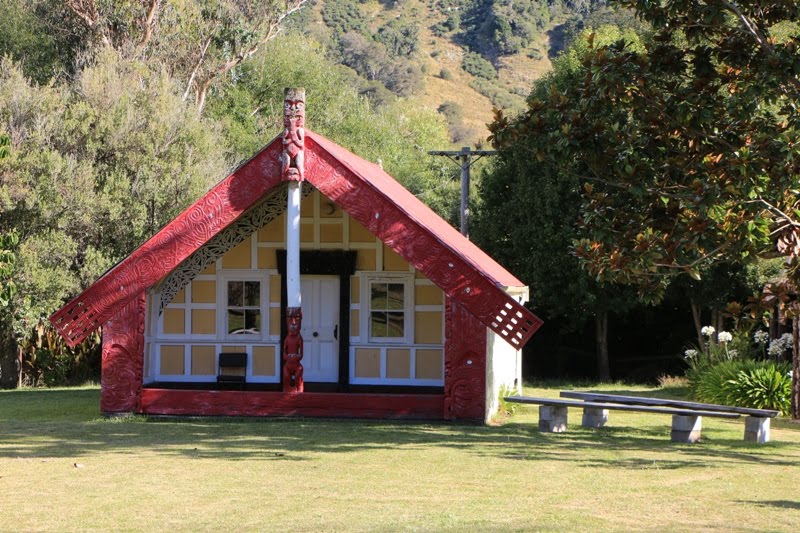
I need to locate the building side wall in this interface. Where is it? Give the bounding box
[484,287,528,421]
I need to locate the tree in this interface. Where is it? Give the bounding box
[206,32,458,220]
[62,0,309,112]
[490,1,800,413]
[0,52,226,381]
[479,25,642,380]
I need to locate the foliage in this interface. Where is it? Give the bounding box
[321,0,367,36]
[478,25,644,327]
[19,320,101,387]
[491,2,800,302]
[688,359,791,414]
[375,17,419,57]
[58,0,309,112]
[0,0,86,84]
[0,52,225,339]
[468,79,524,111]
[339,32,423,97]
[207,33,457,221]
[461,51,496,79]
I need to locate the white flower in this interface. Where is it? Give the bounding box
[717,331,733,343]
[780,333,793,346]
[701,326,715,337]
[684,349,698,359]
[728,349,738,358]
[753,330,769,345]
[768,342,784,357]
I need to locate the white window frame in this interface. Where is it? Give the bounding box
[217,270,268,342]
[360,273,414,345]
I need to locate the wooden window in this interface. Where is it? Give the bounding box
[226,280,262,336]
[363,274,413,344]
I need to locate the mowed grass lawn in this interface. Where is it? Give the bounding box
[1,383,799,532]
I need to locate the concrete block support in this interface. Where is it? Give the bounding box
[539,405,568,433]
[671,415,702,443]
[581,407,609,428]
[744,416,770,444]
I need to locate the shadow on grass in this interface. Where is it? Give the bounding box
[1,388,798,470]
[737,500,800,510]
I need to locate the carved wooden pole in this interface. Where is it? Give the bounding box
[281,88,305,393]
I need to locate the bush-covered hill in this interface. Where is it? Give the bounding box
[294,0,612,144]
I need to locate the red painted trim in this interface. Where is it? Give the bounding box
[50,139,284,347]
[51,129,541,350]
[444,298,487,420]
[305,133,542,348]
[140,389,444,419]
[101,293,145,414]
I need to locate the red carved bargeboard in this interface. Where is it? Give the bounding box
[101,293,145,414]
[444,298,487,420]
[304,132,542,349]
[51,130,540,352]
[50,141,284,347]
[50,131,542,349]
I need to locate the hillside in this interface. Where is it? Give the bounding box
[298,0,602,146]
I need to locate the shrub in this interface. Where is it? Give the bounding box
[688,359,791,414]
[462,52,496,80]
[727,365,791,413]
[438,68,453,80]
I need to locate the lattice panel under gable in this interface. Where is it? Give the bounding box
[156,185,313,313]
[51,300,102,348]
[491,300,539,348]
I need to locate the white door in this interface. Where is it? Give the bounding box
[300,276,340,382]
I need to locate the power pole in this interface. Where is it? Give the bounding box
[428,146,496,238]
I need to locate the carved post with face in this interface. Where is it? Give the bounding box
[282,308,304,393]
[281,88,305,182]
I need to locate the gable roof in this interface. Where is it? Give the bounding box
[50,130,542,348]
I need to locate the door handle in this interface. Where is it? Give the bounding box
[334,325,338,340]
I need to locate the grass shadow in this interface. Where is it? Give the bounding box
[1,388,798,472]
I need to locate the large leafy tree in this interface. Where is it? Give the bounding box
[0,52,225,359]
[479,25,642,380]
[490,1,800,413]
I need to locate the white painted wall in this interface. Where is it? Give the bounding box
[484,286,529,422]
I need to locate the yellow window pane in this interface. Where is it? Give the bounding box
[354,348,381,378]
[415,349,443,380]
[163,308,185,335]
[252,346,276,376]
[160,345,185,375]
[191,346,216,375]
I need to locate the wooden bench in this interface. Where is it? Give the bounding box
[560,391,778,444]
[504,396,741,443]
[217,352,247,389]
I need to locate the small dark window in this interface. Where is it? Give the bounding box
[227,281,261,335]
[369,282,405,339]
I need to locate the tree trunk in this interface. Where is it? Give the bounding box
[596,312,610,381]
[0,328,17,389]
[792,316,799,420]
[690,299,703,350]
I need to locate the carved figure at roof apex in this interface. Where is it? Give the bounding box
[282,87,305,182]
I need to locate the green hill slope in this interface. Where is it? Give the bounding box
[296,0,604,145]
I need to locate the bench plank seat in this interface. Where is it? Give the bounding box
[560,391,778,418]
[505,396,741,419]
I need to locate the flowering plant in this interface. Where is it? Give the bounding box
[701,326,715,337]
